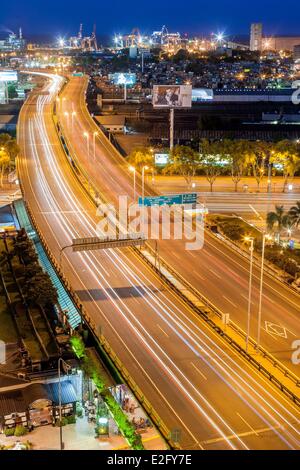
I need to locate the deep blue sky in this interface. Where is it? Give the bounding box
[1,0,299,39]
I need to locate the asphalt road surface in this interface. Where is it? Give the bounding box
[58,76,300,376]
[16,71,300,450]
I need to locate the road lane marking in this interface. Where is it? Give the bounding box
[236,412,259,437]
[240,293,254,304]
[201,425,281,446]
[222,296,237,308]
[286,328,297,337]
[205,229,300,312]
[190,361,207,380]
[192,270,206,281]
[262,293,275,304]
[130,293,140,305]
[209,268,221,279]
[265,321,287,338]
[171,251,181,260]
[157,324,169,338]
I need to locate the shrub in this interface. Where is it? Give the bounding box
[67,415,76,424]
[14,425,28,437]
[4,427,15,437]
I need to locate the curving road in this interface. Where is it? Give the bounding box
[17,71,300,450]
[58,76,300,375]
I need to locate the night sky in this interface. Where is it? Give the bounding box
[1,0,299,39]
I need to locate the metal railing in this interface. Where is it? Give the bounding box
[53,78,300,405]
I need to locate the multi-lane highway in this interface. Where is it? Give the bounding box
[17,71,300,450]
[58,75,300,374]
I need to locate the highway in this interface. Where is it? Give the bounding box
[58,75,300,375]
[17,71,300,450]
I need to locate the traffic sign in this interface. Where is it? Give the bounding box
[138,193,197,207]
[72,235,145,252]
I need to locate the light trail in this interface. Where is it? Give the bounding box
[17,71,300,450]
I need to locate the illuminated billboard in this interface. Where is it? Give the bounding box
[0,70,18,82]
[155,153,169,166]
[192,88,214,102]
[109,73,136,86]
[152,85,192,108]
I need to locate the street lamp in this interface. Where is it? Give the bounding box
[64,111,69,128]
[58,357,72,451]
[142,165,149,204]
[71,111,76,132]
[93,131,98,161]
[129,166,136,201]
[83,132,89,158]
[244,236,254,353]
[257,232,272,349]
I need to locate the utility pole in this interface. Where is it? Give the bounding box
[170,108,174,150]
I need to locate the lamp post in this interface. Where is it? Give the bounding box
[58,357,71,451]
[93,131,98,161]
[64,111,69,128]
[83,132,89,159]
[257,233,265,349]
[71,111,76,132]
[129,166,136,201]
[142,165,149,204]
[244,236,254,353]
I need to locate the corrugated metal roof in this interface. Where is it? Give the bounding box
[13,199,82,329]
[45,380,77,405]
[0,390,26,416]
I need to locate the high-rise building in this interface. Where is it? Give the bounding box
[250,23,263,51]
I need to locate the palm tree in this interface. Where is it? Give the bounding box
[289,201,300,229]
[266,205,291,242]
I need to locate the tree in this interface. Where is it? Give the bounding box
[24,272,58,307]
[126,147,154,172]
[289,201,300,229]
[266,205,291,242]
[5,139,20,172]
[218,140,245,192]
[240,140,269,192]
[271,141,300,192]
[163,145,200,187]
[199,139,222,192]
[0,133,19,183]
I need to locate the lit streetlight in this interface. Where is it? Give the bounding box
[83,132,89,158]
[71,111,76,132]
[142,165,149,203]
[129,166,136,201]
[64,111,69,128]
[58,357,71,450]
[257,232,272,349]
[244,236,254,353]
[93,131,98,161]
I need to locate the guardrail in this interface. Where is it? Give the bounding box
[20,196,174,448]
[136,244,300,391]
[52,79,300,407]
[16,81,174,450]
[207,221,300,294]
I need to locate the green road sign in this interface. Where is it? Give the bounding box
[138,193,197,207]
